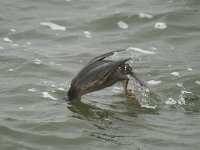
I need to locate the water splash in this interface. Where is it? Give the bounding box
[129,76,156,109]
[105,48,156,109]
[165,84,200,112]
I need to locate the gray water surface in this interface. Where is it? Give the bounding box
[0,0,200,150]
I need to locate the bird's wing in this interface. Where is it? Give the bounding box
[88,49,126,64]
[74,58,131,93]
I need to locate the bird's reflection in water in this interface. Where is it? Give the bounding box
[67,99,114,121]
[67,99,137,146]
[66,96,158,146]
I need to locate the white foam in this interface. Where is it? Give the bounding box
[26,42,31,45]
[181,90,192,94]
[28,88,37,93]
[8,69,14,72]
[0,46,4,49]
[51,85,57,88]
[138,13,153,19]
[10,29,16,32]
[147,80,162,85]
[42,92,58,100]
[141,104,156,109]
[195,81,200,85]
[177,99,185,105]
[3,37,13,43]
[177,83,183,88]
[58,87,66,91]
[50,62,55,65]
[112,86,121,93]
[150,47,157,50]
[128,47,155,54]
[165,97,176,105]
[171,72,179,76]
[154,22,167,29]
[40,22,66,31]
[117,21,129,29]
[19,107,24,110]
[51,90,56,93]
[13,44,20,47]
[35,59,41,65]
[187,68,193,71]
[42,81,48,84]
[84,31,92,38]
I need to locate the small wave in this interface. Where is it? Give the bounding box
[187,68,193,71]
[177,83,183,88]
[3,37,14,43]
[195,81,200,85]
[8,69,14,72]
[12,44,20,47]
[165,97,177,105]
[147,80,162,85]
[34,59,41,65]
[0,46,4,49]
[171,72,180,76]
[127,47,155,54]
[117,21,129,29]
[28,88,37,93]
[10,29,16,32]
[138,13,153,19]
[40,22,66,31]
[165,90,200,112]
[154,22,168,30]
[84,31,92,38]
[57,88,66,91]
[42,92,58,100]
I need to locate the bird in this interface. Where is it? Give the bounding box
[66,49,146,105]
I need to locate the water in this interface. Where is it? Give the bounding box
[0,0,200,149]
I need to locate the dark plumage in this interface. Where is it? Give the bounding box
[66,50,146,103]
